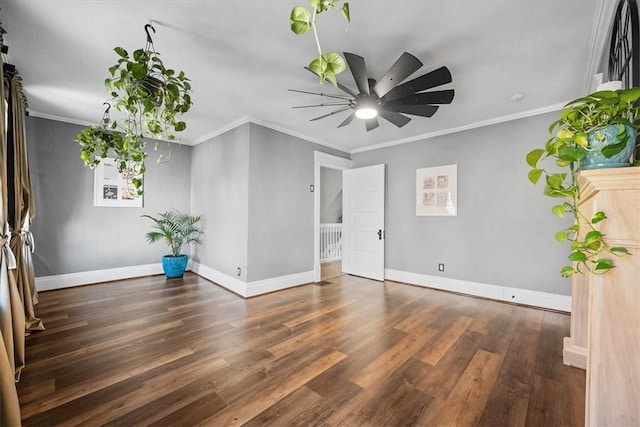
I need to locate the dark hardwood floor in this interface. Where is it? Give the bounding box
[17,273,585,426]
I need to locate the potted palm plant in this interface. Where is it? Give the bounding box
[142,210,203,278]
[526,87,640,277]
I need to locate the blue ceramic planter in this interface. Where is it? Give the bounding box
[580,124,636,170]
[162,255,188,278]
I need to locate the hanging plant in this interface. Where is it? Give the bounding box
[76,24,192,194]
[289,0,350,86]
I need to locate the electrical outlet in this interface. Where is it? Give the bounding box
[237,267,241,276]
[438,263,445,272]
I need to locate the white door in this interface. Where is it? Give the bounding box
[342,164,385,281]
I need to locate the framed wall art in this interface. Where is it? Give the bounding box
[416,164,457,216]
[93,157,143,207]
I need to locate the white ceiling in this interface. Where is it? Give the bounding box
[1,1,614,153]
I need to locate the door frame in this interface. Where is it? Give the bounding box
[313,151,353,282]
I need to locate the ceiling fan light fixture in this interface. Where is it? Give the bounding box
[355,107,378,119]
[355,96,379,119]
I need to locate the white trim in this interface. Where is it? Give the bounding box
[35,263,164,291]
[584,0,618,94]
[30,104,573,156]
[351,103,567,154]
[314,152,353,282]
[34,262,571,311]
[385,269,571,312]
[189,116,350,154]
[190,261,315,298]
[189,261,247,296]
[189,117,253,145]
[28,111,95,128]
[248,117,348,153]
[246,270,314,297]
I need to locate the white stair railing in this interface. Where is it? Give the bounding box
[320,223,342,262]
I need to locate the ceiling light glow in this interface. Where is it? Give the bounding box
[355,107,378,119]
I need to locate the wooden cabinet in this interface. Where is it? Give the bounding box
[563,167,640,425]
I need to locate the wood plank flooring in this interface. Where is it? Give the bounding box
[17,273,585,426]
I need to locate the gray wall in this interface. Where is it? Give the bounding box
[190,124,250,280]
[352,111,572,296]
[246,124,349,282]
[191,122,349,283]
[28,112,570,297]
[26,116,192,276]
[320,167,342,223]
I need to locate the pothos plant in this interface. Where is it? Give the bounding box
[76,25,192,194]
[526,88,640,277]
[289,0,350,86]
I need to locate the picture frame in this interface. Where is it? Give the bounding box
[93,157,143,208]
[416,164,457,216]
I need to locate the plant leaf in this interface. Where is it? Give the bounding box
[557,146,585,162]
[591,211,607,224]
[601,139,627,158]
[568,251,587,262]
[341,2,350,24]
[560,266,575,277]
[528,168,543,184]
[526,149,544,168]
[610,246,631,255]
[555,231,569,242]
[584,230,603,241]
[551,205,567,217]
[290,6,312,34]
[114,46,128,58]
[574,133,588,148]
[323,52,346,74]
[594,258,614,270]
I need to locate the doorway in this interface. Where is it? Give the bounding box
[313,152,352,282]
[319,166,343,280]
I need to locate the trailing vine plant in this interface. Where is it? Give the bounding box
[289,0,350,86]
[526,88,640,277]
[76,24,192,195]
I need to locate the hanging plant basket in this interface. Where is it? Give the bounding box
[75,24,193,195]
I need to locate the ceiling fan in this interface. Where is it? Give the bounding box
[291,52,454,131]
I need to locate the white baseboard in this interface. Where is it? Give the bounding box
[35,263,569,312]
[189,262,247,296]
[385,269,571,312]
[190,262,314,298]
[35,263,164,291]
[246,270,314,297]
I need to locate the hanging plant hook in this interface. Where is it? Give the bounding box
[144,24,155,45]
[100,102,112,126]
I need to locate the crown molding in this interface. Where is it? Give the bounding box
[29,103,569,156]
[350,102,566,154]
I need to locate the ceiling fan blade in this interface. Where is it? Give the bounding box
[365,117,379,131]
[383,89,455,107]
[288,88,351,100]
[377,110,411,128]
[304,67,357,98]
[373,52,423,98]
[381,104,440,118]
[382,66,453,102]
[338,112,356,128]
[293,102,351,109]
[344,52,370,95]
[310,107,352,121]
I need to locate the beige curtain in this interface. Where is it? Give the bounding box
[8,73,43,332]
[0,29,25,427]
